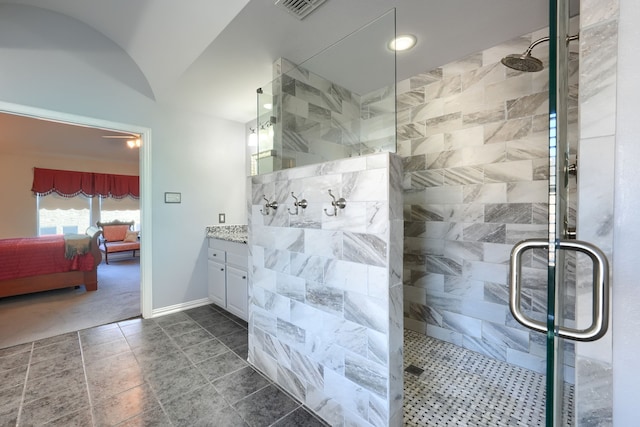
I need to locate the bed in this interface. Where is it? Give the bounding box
[0,227,102,298]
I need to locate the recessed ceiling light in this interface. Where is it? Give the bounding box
[388,35,417,52]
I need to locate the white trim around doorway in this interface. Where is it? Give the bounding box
[0,100,153,319]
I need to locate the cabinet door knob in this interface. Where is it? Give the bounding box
[242,276,247,279]
[220,268,224,271]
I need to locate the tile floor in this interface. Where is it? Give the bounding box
[1,305,574,427]
[403,329,574,427]
[0,304,328,427]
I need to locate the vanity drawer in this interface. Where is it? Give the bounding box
[207,248,226,261]
[227,247,248,268]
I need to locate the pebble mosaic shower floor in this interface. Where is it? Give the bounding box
[403,329,574,426]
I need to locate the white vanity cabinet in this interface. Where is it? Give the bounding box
[225,265,248,319]
[207,238,248,321]
[207,259,226,307]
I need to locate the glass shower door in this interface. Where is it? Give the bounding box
[548,0,571,423]
[509,0,610,425]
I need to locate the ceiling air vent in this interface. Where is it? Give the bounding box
[274,0,327,20]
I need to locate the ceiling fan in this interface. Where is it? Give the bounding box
[102,133,141,148]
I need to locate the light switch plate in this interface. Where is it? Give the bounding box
[218,213,226,223]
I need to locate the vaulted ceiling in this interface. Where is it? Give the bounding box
[0,0,557,123]
[0,0,564,161]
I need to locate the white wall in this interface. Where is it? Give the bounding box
[148,108,247,308]
[613,0,640,421]
[0,5,247,310]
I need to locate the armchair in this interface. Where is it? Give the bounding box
[96,220,140,264]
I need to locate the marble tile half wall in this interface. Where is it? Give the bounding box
[249,152,404,427]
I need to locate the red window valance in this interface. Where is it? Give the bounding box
[32,168,139,199]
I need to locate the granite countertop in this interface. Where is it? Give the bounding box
[206,225,248,244]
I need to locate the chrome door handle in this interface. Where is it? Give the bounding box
[557,240,609,341]
[509,239,548,334]
[509,238,609,341]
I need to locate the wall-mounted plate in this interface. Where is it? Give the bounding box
[164,192,181,203]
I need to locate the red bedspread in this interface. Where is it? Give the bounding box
[0,235,95,281]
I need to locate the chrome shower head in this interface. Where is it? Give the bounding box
[501,35,550,73]
[500,34,579,73]
[501,53,544,72]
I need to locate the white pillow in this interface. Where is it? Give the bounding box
[124,230,139,242]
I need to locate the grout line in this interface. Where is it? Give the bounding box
[266,405,302,427]
[116,321,176,426]
[239,361,320,420]
[186,312,256,426]
[227,381,272,407]
[78,331,97,427]
[197,308,327,425]
[14,341,34,427]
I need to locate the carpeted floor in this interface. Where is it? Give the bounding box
[0,257,140,349]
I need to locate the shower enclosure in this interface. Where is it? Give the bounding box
[399,0,611,425]
[254,10,397,174]
[249,0,612,425]
[509,1,611,425]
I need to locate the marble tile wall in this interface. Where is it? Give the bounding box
[248,152,404,427]
[397,26,579,377]
[273,58,362,168]
[269,58,397,171]
[574,0,618,424]
[360,86,397,155]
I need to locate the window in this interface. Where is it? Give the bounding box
[37,195,140,235]
[33,168,140,234]
[37,193,91,235]
[62,225,79,234]
[100,197,140,230]
[39,226,57,235]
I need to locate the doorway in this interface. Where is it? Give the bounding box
[0,100,152,348]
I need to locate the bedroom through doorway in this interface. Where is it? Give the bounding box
[0,104,151,349]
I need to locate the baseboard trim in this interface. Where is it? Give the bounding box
[151,298,211,318]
